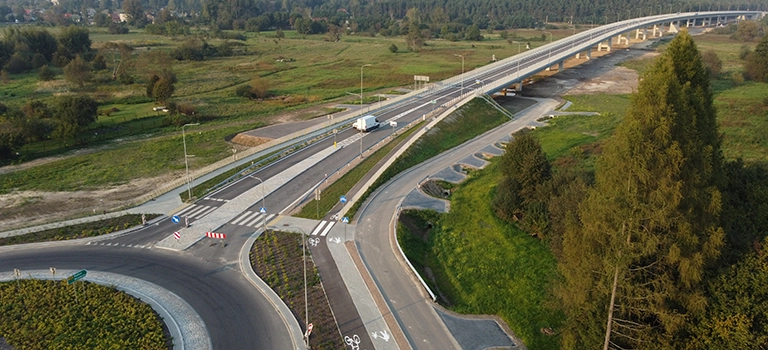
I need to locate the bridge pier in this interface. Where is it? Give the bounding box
[575,49,591,60]
[598,40,611,51]
[651,25,661,37]
[668,22,679,33]
[616,34,629,45]
[635,28,647,40]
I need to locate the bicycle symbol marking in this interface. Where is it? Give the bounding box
[308,238,320,247]
[344,334,360,350]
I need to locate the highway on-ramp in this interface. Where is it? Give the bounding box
[355,99,560,349]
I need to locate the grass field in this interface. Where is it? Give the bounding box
[400,160,562,349]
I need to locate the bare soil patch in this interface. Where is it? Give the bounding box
[0,174,178,231]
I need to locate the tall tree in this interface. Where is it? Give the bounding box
[493,132,551,225]
[57,25,92,60]
[63,55,91,88]
[745,34,768,82]
[52,94,97,142]
[557,30,725,349]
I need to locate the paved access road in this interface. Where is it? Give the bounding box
[0,245,293,349]
[355,98,559,349]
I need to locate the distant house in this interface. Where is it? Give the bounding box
[118,13,129,22]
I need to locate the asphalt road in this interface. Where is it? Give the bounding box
[355,98,559,349]
[0,245,292,349]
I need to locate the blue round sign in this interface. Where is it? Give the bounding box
[171,215,180,223]
[340,195,347,203]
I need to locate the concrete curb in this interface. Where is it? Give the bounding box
[239,228,306,350]
[0,270,211,350]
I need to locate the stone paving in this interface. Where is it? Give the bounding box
[431,167,467,183]
[458,154,489,169]
[0,270,211,350]
[435,308,516,350]
[402,188,450,213]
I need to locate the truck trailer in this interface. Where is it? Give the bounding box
[353,115,380,132]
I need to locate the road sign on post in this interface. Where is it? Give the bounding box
[260,207,267,214]
[305,323,313,338]
[67,270,87,285]
[171,215,180,224]
[340,195,347,203]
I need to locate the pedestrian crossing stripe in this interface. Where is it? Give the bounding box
[175,204,217,219]
[310,221,327,236]
[229,212,275,227]
[319,222,335,236]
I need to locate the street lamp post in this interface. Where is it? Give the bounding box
[511,40,522,54]
[543,31,553,43]
[249,175,266,234]
[182,123,200,202]
[453,54,464,97]
[360,64,371,158]
[290,227,309,348]
[626,9,631,20]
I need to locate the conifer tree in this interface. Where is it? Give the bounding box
[557,30,725,349]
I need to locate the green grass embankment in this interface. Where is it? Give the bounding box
[399,160,562,349]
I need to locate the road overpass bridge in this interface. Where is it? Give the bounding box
[431,11,764,98]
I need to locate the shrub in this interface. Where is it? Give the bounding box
[389,43,398,53]
[38,65,55,81]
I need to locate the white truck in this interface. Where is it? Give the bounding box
[353,115,380,132]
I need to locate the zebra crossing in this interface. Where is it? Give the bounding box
[203,197,228,202]
[174,204,218,220]
[85,241,151,249]
[229,211,275,228]
[310,220,336,237]
[337,133,364,148]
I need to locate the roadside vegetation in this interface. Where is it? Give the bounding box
[249,230,342,350]
[0,214,159,246]
[0,279,170,349]
[398,30,768,349]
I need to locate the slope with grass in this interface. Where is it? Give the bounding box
[401,160,562,349]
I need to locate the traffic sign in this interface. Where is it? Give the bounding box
[305,323,313,338]
[340,195,347,203]
[342,216,349,223]
[206,232,227,239]
[389,121,397,127]
[171,215,180,224]
[259,207,267,214]
[67,269,87,285]
[173,231,181,240]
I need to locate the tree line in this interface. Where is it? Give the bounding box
[493,30,768,348]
